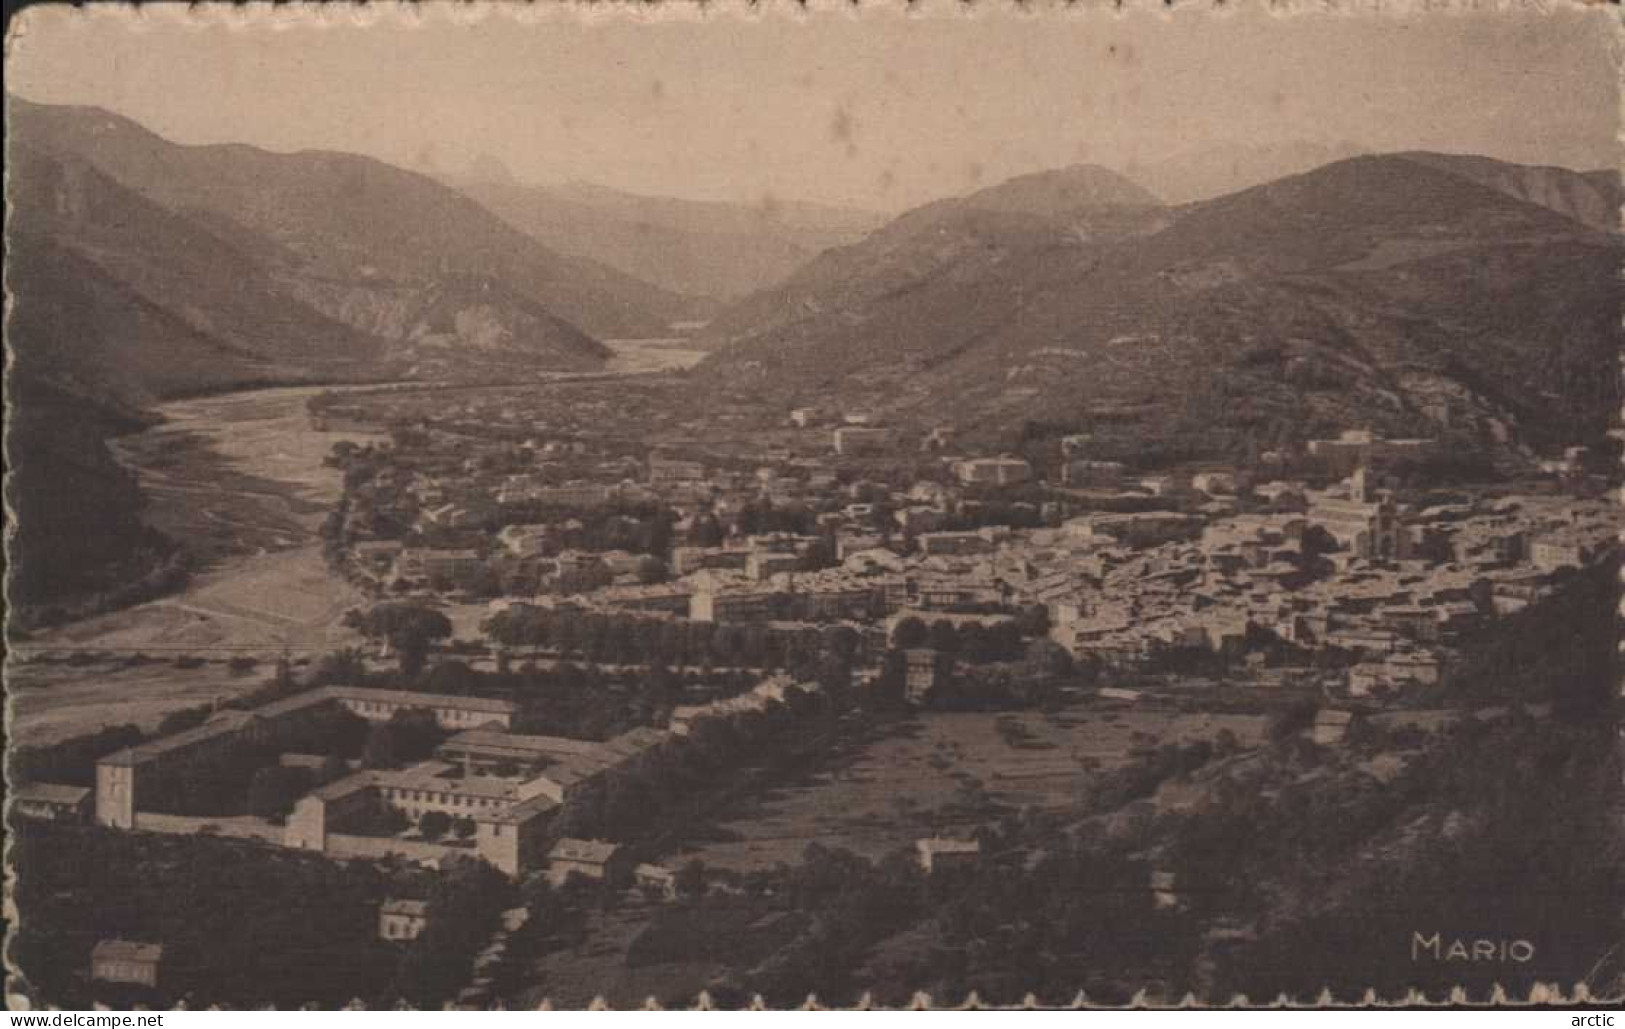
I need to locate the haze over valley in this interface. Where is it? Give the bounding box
[6,90,1620,626]
[5,8,1622,1010]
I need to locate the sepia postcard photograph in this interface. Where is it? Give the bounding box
[3,0,1621,1011]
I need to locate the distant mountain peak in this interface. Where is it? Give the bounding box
[1388,150,1620,231]
[1126,139,1369,204]
[465,151,518,185]
[7,97,696,387]
[447,176,885,302]
[697,147,1619,460]
[960,163,1163,215]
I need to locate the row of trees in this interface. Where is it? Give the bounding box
[546,677,843,845]
[482,604,869,671]
[889,616,1027,664]
[305,636,775,742]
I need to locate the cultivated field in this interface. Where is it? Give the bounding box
[664,706,1269,873]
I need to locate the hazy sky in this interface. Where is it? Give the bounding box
[8,2,1619,211]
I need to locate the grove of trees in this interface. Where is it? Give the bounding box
[345,603,454,677]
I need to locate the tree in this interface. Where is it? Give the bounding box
[959,624,996,664]
[1267,699,1320,744]
[927,620,961,653]
[893,616,928,650]
[871,650,908,710]
[674,859,708,901]
[390,855,515,1006]
[313,647,368,686]
[324,440,361,468]
[246,766,307,819]
[799,536,837,572]
[821,625,861,662]
[635,556,670,585]
[423,659,481,696]
[453,817,478,840]
[390,708,444,762]
[689,514,725,548]
[419,810,453,840]
[1014,603,1051,638]
[319,753,351,783]
[644,663,681,707]
[318,708,372,758]
[813,652,854,698]
[456,563,503,600]
[157,706,210,736]
[363,723,401,769]
[1020,638,1074,680]
[345,603,453,678]
[483,604,548,649]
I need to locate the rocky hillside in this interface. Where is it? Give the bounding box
[698,154,1620,461]
[452,176,882,304]
[8,97,685,350]
[8,145,383,403]
[1124,140,1368,204]
[697,166,1167,365]
[6,96,671,618]
[1389,151,1620,232]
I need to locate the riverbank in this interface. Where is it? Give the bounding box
[7,387,383,743]
[8,341,711,744]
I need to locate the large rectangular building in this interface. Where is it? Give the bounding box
[96,687,516,830]
[833,427,892,456]
[649,455,707,484]
[953,456,1032,487]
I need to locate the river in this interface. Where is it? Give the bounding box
[8,342,709,743]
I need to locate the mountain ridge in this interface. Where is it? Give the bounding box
[698,152,1619,460]
[3,96,665,618]
[447,175,885,303]
[8,97,691,342]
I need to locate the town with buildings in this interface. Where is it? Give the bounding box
[8,11,1621,1011]
[13,371,1617,1007]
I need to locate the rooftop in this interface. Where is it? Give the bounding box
[381,898,429,918]
[14,782,92,806]
[93,940,163,963]
[549,838,621,864]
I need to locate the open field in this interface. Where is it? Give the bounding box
[491,703,1270,1002]
[664,706,1269,873]
[7,658,287,746]
[7,550,366,745]
[15,545,368,655]
[602,339,710,375]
